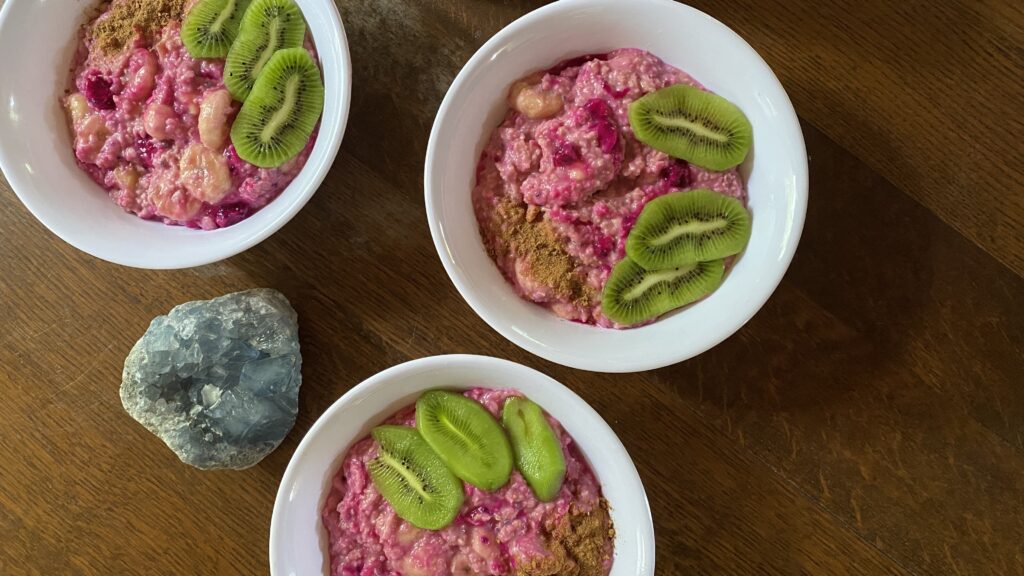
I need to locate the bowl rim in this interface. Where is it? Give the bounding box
[0,0,353,270]
[424,0,808,373]
[269,354,656,575]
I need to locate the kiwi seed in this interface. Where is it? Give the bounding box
[416,391,513,492]
[229,47,323,168]
[629,84,752,171]
[368,425,464,530]
[224,0,307,101]
[182,0,253,59]
[601,257,726,325]
[627,189,751,270]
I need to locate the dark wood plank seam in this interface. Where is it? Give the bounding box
[664,385,923,575]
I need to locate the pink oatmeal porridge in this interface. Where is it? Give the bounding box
[62,0,318,229]
[472,49,748,328]
[322,388,614,576]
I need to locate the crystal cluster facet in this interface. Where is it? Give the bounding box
[120,289,302,470]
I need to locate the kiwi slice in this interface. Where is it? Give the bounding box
[182,0,253,59]
[627,189,751,270]
[229,47,323,168]
[602,257,725,325]
[416,391,513,492]
[629,84,752,170]
[501,397,566,502]
[368,425,465,530]
[224,0,306,101]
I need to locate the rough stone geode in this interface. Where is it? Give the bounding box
[120,289,302,470]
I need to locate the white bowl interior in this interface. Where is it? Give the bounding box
[270,355,655,576]
[425,0,807,372]
[0,0,351,269]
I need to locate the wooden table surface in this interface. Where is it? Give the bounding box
[1,1,1022,574]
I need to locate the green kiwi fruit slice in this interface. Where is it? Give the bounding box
[602,257,725,325]
[501,397,566,502]
[626,189,751,270]
[629,84,752,170]
[182,0,253,59]
[224,0,306,101]
[416,391,513,492]
[229,47,323,168]
[368,425,465,530]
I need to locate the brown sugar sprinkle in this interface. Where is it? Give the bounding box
[516,499,616,576]
[493,199,595,307]
[91,0,186,55]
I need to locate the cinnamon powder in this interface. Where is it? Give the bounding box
[91,0,186,54]
[493,199,594,307]
[516,499,616,576]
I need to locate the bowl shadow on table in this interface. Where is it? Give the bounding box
[644,121,945,569]
[655,120,937,418]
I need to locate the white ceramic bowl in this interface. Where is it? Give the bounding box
[424,0,808,373]
[270,355,655,576]
[0,0,351,269]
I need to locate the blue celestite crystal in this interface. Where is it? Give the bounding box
[120,289,302,470]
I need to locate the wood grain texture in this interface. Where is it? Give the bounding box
[681,0,1024,276]
[0,0,1022,575]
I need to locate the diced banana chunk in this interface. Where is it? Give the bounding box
[152,180,203,221]
[65,93,90,127]
[179,143,232,204]
[74,114,110,163]
[198,89,234,151]
[470,526,500,559]
[509,80,564,119]
[113,166,139,192]
[144,103,175,140]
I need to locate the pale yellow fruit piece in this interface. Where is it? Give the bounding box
[152,180,203,221]
[449,553,478,576]
[470,526,499,559]
[398,558,435,576]
[75,115,109,163]
[198,89,233,151]
[508,81,564,119]
[65,93,90,127]
[395,522,423,547]
[144,103,175,140]
[179,143,232,204]
[124,49,157,102]
[113,166,139,192]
